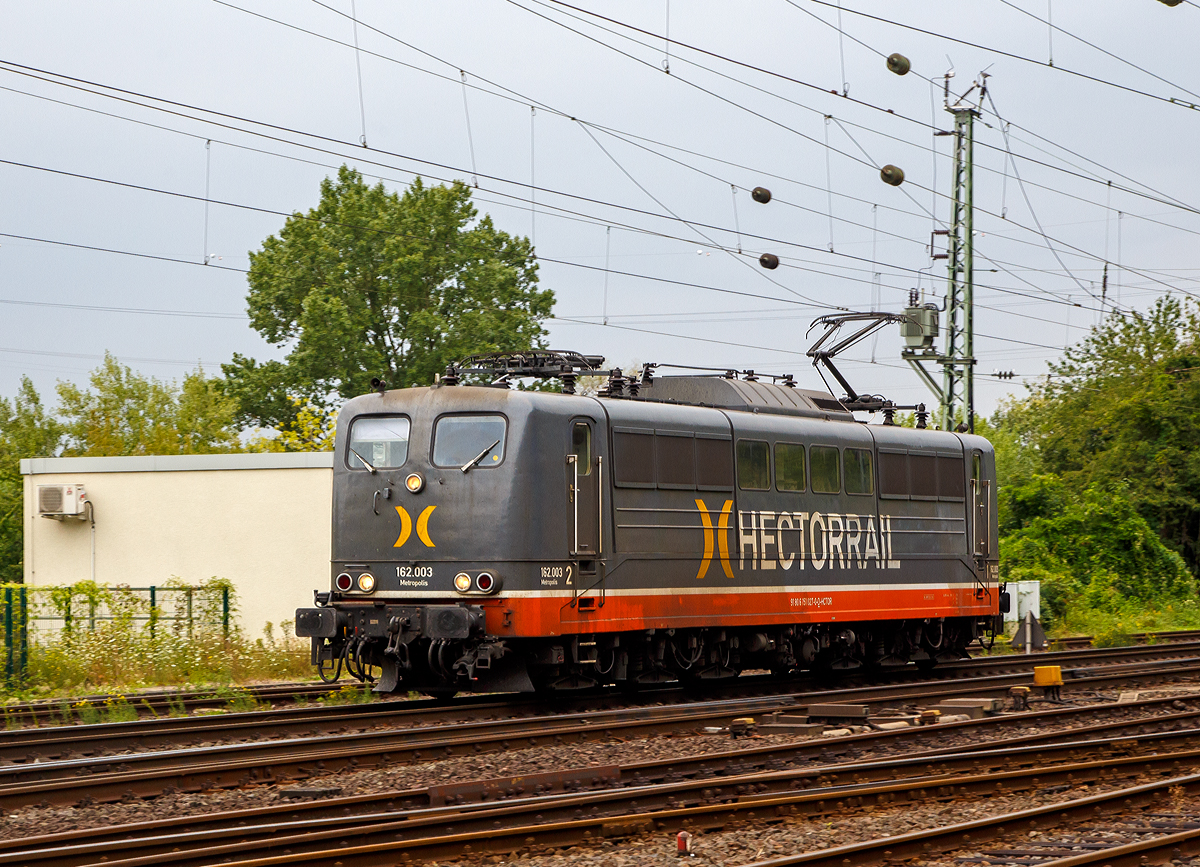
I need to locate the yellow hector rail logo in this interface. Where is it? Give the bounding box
[394,505,437,548]
[695,499,734,579]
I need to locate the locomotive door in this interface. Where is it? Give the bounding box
[970,450,990,557]
[568,419,601,557]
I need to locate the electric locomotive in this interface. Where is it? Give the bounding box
[295,350,1002,694]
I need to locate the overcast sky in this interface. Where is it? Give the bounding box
[2,1,1197,419]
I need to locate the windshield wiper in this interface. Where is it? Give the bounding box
[461,439,502,473]
[349,447,378,474]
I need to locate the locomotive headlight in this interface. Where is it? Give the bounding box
[405,472,425,494]
[334,572,353,592]
[453,572,472,592]
[357,573,376,592]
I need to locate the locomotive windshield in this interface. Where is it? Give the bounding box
[347,416,411,469]
[432,414,507,468]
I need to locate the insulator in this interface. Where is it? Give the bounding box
[759,252,780,270]
[751,186,772,204]
[886,53,911,75]
[1159,0,1184,5]
[880,165,905,186]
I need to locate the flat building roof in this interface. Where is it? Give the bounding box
[21,452,334,475]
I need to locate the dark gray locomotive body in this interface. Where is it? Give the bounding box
[296,371,1000,693]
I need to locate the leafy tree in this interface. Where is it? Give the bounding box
[248,398,338,453]
[1000,478,1195,626]
[0,378,62,582]
[57,353,241,456]
[1018,297,1200,571]
[223,167,554,429]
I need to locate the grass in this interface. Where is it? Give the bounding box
[1046,599,1200,647]
[318,681,375,706]
[1,579,312,701]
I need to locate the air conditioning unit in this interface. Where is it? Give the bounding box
[38,484,88,519]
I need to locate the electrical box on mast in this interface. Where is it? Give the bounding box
[901,296,939,352]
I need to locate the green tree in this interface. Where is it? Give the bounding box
[0,378,62,582]
[1000,478,1195,626]
[1027,297,1200,571]
[223,167,553,429]
[57,353,241,456]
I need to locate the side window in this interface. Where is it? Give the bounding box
[810,445,840,494]
[938,455,965,499]
[910,453,937,498]
[972,452,982,488]
[347,416,411,470]
[571,422,591,476]
[844,448,874,495]
[736,440,770,491]
[696,437,734,490]
[656,434,696,488]
[879,451,907,497]
[775,442,806,492]
[613,430,654,486]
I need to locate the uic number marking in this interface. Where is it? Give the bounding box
[397,566,433,579]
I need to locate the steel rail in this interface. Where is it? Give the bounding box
[0,682,342,728]
[739,773,1200,867]
[6,691,1200,864]
[30,728,1200,867]
[0,654,1198,811]
[5,640,1199,766]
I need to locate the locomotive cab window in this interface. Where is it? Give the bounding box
[432,414,507,468]
[810,445,841,494]
[347,416,411,470]
[736,440,770,491]
[775,442,806,492]
[571,422,592,475]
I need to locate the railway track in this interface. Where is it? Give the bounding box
[1049,628,1200,652]
[0,646,1196,811]
[5,637,1199,759]
[6,691,1200,865]
[3,633,1196,735]
[0,681,342,728]
[740,772,1200,867]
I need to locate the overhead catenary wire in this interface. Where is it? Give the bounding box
[804,0,1200,115]
[226,0,1200,280]
[459,71,479,187]
[239,0,1200,227]
[996,0,1200,103]
[350,0,368,146]
[5,7,1191,396]
[2,51,1161,321]
[528,0,1200,216]
[0,144,1139,324]
[0,25,1185,312]
[487,3,1200,301]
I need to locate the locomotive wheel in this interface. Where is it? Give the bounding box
[915,656,938,672]
[421,687,459,701]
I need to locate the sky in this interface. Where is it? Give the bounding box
[2,0,1198,421]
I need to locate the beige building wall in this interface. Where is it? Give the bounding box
[21,453,333,637]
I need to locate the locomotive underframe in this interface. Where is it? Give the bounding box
[302,600,992,694]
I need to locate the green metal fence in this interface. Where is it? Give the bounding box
[1,584,230,685]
